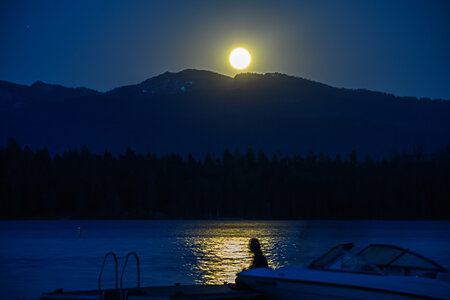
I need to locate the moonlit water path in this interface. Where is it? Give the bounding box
[0,220,449,300]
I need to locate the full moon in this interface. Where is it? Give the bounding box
[229,48,251,70]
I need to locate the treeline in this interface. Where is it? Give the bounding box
[0,138,449,220]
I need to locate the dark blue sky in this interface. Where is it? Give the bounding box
[1,0,449,99]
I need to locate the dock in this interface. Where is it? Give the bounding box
[39,284,263,300]
[40,251,263,300]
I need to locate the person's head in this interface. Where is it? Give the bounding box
[249,238,262,254]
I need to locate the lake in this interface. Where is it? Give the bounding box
[0,220,449,300]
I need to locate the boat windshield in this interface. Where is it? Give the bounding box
[309,243,382,274]
[308,244,447,275]
[356,245,446,272]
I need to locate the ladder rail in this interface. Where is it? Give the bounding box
[98,251,118,292]
[120,252,141,289]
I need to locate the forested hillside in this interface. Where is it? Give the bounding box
[1,138,449,220]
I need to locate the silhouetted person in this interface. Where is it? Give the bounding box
[249,238,268,269]
[231,238,269,290]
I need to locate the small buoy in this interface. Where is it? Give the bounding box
[77,226,82,238]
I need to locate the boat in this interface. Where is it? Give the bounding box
[237,243,450,299]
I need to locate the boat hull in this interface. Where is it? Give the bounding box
[237,269,450,300]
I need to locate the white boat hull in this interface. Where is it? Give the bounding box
[238,268,450,300]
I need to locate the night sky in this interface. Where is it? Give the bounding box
[1,0,449,99]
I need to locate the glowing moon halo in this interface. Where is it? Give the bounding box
[229,48,251,70]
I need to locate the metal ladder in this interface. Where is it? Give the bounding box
[97,251,141,300]
[98,251,118,292]
[120,252,141,289]
[120,252,140,300]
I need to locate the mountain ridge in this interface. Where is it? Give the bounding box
[1,69,450,158]
[1,69,448,102]
[107,69,448,101]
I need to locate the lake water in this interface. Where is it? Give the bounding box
[0,220,449,300]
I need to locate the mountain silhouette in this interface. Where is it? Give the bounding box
[0,80,99,111]
[1,69,449,157]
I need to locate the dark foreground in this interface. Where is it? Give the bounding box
[40,285,262,300]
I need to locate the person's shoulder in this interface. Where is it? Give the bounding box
[253,253,268,268]
[262,255,268,266]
